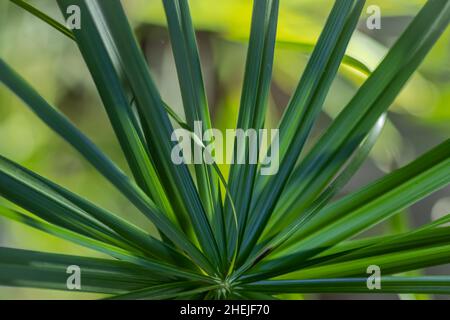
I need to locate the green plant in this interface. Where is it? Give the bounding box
[0,0,449,299]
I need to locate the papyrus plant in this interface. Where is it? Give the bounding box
[0,0,449,299]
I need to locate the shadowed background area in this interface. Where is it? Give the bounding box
[0,0,449,299]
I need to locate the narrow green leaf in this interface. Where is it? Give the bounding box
[0,247,157,294]
[9,0,75,40]
[0,58,214,274]
[0,207,214,283]
[262,1,370,238]
[284,139,450,250]
[239,0,362,264]
[85,0,221,268]
[279,244,450,281]
[264,114,386,244]
[242,277,450,294]
[10,0,190,135]
[241,141,450,281]
[0,154,191,265]
[232,113,386,279]
[0,156,131,250]
[275,0,450,227]
[105,281,203,300]
[225,0,279,263]
[59,0,179,227]
[313,226,450,267]
[162,0,218,224]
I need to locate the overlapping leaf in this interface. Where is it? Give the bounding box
[1,0,449,299]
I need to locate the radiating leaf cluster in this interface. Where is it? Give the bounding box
[0,0,449,299]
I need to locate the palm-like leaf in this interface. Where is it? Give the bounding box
[0,0,449,299]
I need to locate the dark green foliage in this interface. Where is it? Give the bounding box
[0,0,449,299]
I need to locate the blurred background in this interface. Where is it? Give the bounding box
[0,0,449,299]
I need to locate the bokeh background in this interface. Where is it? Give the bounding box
[0,0,449,299]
